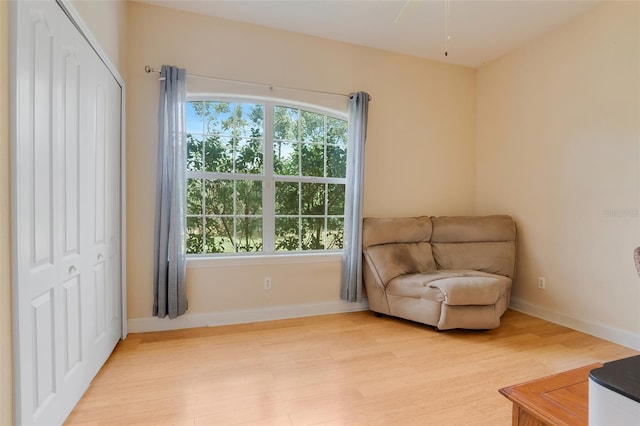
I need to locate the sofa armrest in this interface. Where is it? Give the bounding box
[363,252,387,290]
[363,242,437,288]
[428,277,502,306]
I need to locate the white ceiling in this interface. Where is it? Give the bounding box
[138,0,601,68]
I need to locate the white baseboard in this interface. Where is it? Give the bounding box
[510,297,640,351]
[127,299,370,333]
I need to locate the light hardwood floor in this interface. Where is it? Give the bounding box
[64,310,638,426]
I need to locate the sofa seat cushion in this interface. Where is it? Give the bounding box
[386,273,446,302]
[386,270,511,306]
[428,272,511,306]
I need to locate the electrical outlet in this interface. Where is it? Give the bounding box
[537,276,546,290]
[264,276,272,290]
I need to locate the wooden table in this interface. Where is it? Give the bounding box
[499,363,602,426]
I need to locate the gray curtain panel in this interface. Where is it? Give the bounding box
[153,65,188,319]
[341,92,370,302]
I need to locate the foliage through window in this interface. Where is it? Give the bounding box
[186,99,348,255]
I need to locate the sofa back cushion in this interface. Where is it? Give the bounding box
[431,215,516,242]
[362,216,432,249]
[365,242,437,285]
[431,241,516,278]
[431,216,516,278]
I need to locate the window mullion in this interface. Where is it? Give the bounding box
[298,181,302,251]
[297,111,303,251]
[232,109,237,252]
[324,115,328,249]
[201,102,206,254]
[324,183,328,249]
[263,102,275,254]
[201,179,206,254]
[232,180,237,252]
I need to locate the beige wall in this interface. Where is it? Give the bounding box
[1,1,127,423]
[126,2,476,320]
[1,1,12,423]
[476,1,640,341]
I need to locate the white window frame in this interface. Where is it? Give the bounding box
[185,94,348,259]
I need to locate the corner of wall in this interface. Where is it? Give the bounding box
[475,1,640,339]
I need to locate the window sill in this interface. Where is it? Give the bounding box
[186,252,343,268]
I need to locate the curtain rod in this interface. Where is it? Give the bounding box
[144,65,371,100]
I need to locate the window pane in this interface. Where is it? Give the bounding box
[186,178,203,215]
[327,184,345,215]
[301,218,324,250]
[274,106,299,141]
[205,101,231,136]
[327,117,347,145]
[229,103,264,139]
[188,101,226,136]
[326,145,346,178]
[274,141,299,176]
[275,182,299,215]
[301,110,324,143]
[246,104,264,139]
[186,102,204,134]
[228,103,244,138]
[186,217,203,254]
[186,134,203,171]
[204,179,234,215]
[301,183,325,215]
[327,218,344,249]
[204,135,232,173]
[236,180,262,215]
[204,217,234,253]
[301,143,325,177]
[235,138,264,174]
[275,217,299,252]
[235,217,262,252]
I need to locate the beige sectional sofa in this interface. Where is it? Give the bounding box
[362,215,516,330]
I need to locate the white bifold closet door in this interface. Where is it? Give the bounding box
[12,1,123,424]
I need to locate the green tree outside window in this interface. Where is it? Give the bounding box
[186,100,347,255]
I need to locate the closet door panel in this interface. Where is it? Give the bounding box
[62,275,82,373]
[61,46,80,260]
[76,28,97,369]
[13,2,62,423]
[83,53,120,374]
[57,4,98,397]
[94,264,107,339]
[31,289,55,410]
[59,27,85,381]
[12,1,123,424]
[93,82,106,247]
[105,76,122,340]
[31,6,56,268]
[90,74,108,346]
